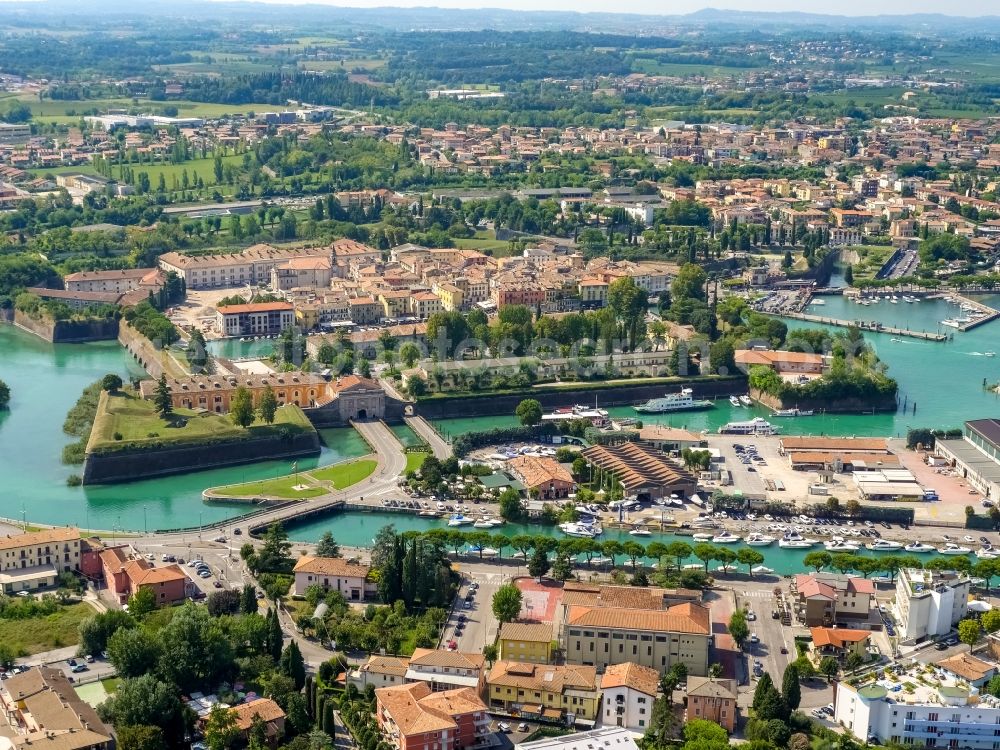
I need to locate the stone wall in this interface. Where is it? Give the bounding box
[118,321,168,378]
[750,387,898,414]
[14,309,119,343]
[414,377,746,420]
[82,431,321,485]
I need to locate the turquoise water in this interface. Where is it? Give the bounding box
[0,324,368,531]
[207,337,277,360]
[283,509,978,577]
[432,295,1000,439]
[389,423,423,447]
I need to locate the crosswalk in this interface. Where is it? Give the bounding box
[737,591,775,600]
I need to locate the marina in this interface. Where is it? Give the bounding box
[769,310,948,341]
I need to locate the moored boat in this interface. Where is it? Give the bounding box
[745,533,775,547]
[903,541,935,553]
[629,527,652,537]
[720,417,779,436]
[447,514,474,527]
[937,543,972,555]
[866,539,903,551]
[634,388,714,414]
[711,531,741,544]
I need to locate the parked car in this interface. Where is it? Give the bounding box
[71,664,88,673]
[517,723,529,732]
[85,655,94,663]
[498,723,511,733]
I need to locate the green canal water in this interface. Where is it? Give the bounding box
[283,509,982,576]
[2,291,999,537]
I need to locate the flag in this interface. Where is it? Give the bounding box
[291,462,298,472]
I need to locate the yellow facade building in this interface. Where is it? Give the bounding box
[486,661,599,723]
[498,622,553,664]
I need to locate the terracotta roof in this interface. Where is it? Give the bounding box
[230,698,286,730]
[600,662,659,696]
[847,577,875,594]
[507,455,573,489]
[788,451,900,467]
[409,648,484,670]
[561,584,668,611]
[293,555,371,578]
[499,621,553,643]
[330,374,382,393]
[0,528,78,552]
[735,349,824,366]
[780,436,889,453]
[376,683,485,737]
[580,442,697,492]
[128,562,187,587]
[361,655,410,677]
[686,676,738,700]
[638,426,704,443]
[937,653,996,681]
[217,301,294,314]
[566,602,710,635]
[794,574,837,600]
[810,627,871,648]
[487,661,597,694]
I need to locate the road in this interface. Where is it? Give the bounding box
[442,569,502,652]
[406,416,452,459]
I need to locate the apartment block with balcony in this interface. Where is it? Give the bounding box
[375,682,493,750]
[599,662,659,732]
[791,573,875,628]
[0,528,81,594]
[893,568,970,643]
[487,661,600,725]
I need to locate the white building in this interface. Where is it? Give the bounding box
[348,655,410,691]
[404,648,486,694]
[292,556,376,599]
[835,671,1000,748]
[516,727,640,750]
[892,568,970,643]
[599,663,659,732]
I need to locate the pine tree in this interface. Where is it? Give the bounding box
[752,672,776,714]
[153,374,173,419]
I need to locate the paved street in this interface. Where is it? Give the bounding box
[443,568,503,652]
[406,416,452,459]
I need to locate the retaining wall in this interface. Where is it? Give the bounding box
[14,309,119,342]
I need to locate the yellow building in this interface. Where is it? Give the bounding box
[498,622,554,664]
[432,282,465,312]
[0,528,81,594]
[578,277,609,306]
[486,661,599,723]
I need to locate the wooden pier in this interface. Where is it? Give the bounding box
[769,311,947,341]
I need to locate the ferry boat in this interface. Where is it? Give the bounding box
[559,521,602,538]
[729,396,741,407]
[745,533,775,547]
[825,537,861,551]
[751,565,775,575]
[772,407,815,417]
[903,541,935,553]
[634,388,714,414]
[447,514,474,527]
[629,527,652,537]
[542,405,609,423]
[711,531,741,544]
[719,418,780,436]
[866,539,903,551]
[937,543,972,555]
[739,395,754,407]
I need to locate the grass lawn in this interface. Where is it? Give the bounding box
[101,677,121,693]
[848,245,897,281]
[107,154,246,193]
[88,391,316,453]
[214,457,376,499]
[0,602,93,656]
[405,452,429,474]
[310,458,378,488]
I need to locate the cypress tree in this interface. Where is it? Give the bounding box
[267,608,283,661]
[782,663,801,710]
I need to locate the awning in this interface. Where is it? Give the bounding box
[969,600,994,612]
[542,708,563,720]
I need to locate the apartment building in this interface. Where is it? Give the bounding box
[686,677,738,733]
[0,528,81,594]
[498,621,554,664]
[599,662,659,731]
[158,244,330,289]
[375,682,491,750]
[270,257,333,291]
[486,661,600,724]
[562,602,711,676]
[836,669,1000,749]
[893,568,970,643]
[216,301,295,337]
[99,546,190,606]
[791,573,875,628]
[292,556,376,599]
[64,268,164,294]
[405,649,486,696]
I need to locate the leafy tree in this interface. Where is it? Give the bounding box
[692,542,717,573]
[315,531,341,558]
[79,609,135,656]
[819,656,840,680]
[153,374,172,419]
[959,618,982,647]
[483,643,498,665]
[101,373,123,393]
[205,703,240,750]
[782,663,801,710]
[664,541,693,570]
[230,385,255,428]
[97,674,190,746]
[207,589,242,617]
[515,398,543,426]
[256,522,293,573]
[982,609,1000,633]
[240,584,259,615]
[279,640,307,689]
[405,374,427,397]
[728,609,749,649]
[399,342,422,368]
[528,547,550,580]
[259,385,278,424]
[498,488,525,521]
[116,725,166,750]
[744,717,791,747]
[127,587,157,619]
[491,583,523,624]
[107,627,160,678]
[156,604,236,692]
[803,551,832,572]
[737,548,765,576]
[681,718,728,750]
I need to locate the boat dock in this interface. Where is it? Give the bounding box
[769,311,947,341]
[945,293,1000,332]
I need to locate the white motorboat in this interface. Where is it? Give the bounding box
[772,407,815,417]
[739,395,753,407]
[779,532,816,549]
[683,563,704,570]
[751,565,774,575]
[542,404,609,423]
[712,531,741,544]
[559,522,601,538]
[964,536,975,543]
[745,533,775,547]
[692,532,715,541]
[937,543,972,555]
[729,396,741,407]
[866,539,903,551]
[903,541,935,553]
[825,537,861,551]
[629,527,652,537]
[447,514,474,527]
[473,518,495,528]
[976,547,999,559]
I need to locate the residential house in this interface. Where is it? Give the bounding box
[791,573,875,627]
[685,677,738,733]
[405,649,486,696]
[809,627,871,661]
[349,656,411,691]
[292,556,376,599]
[498,621,554,664]
[0,528,80,594]
[374,682,491,750]
[487,661,600,724]
[507,456,575,500]
[230,698,287,746]
[99,546,190,606]
[734,349,827,380]
[936,653,998,689]
[599,662,659,731]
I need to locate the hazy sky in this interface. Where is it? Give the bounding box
[236,0,998,15]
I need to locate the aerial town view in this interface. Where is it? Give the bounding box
[7,1,1000,749]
